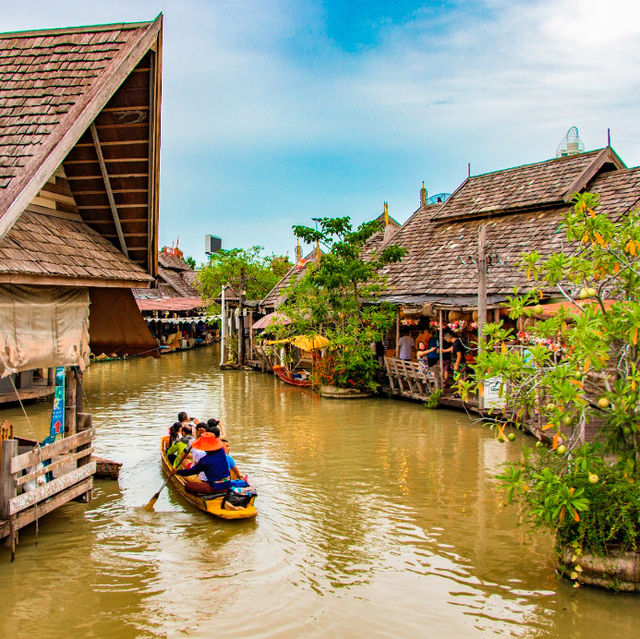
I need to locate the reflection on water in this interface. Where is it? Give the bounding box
[1,347,639,638]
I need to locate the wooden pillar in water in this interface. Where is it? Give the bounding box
[1,439,18,557]
[75,410,93,504]
[65,368,77,437]
[395,310,400,358]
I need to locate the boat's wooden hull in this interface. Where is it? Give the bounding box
[272,364,312,387]
[160,437,257,520]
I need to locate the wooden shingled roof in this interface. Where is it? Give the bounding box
[433,147,625,222]
[0,17,162,286]
[377,150,640,304]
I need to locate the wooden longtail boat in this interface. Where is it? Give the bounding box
[160,437,257,520]
[272,364,312,387]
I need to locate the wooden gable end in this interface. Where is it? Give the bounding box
[62,48,161,275]
[0,17,162,281]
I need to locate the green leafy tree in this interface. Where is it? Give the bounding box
[279,217,406,392]
[461,193,640,559]
[184,256,196,269]
[197,246,293,310]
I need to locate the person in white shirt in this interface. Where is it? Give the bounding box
[398,333,414,360]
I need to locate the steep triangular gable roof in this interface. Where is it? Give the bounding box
[0,16,162,245]
[433,147,625,222]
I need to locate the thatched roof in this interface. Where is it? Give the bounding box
[0,17,162,286]
[378,150,640,306]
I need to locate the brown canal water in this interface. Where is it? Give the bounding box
[0,346,639,638]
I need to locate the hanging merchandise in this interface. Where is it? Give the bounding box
[49,367,65,438]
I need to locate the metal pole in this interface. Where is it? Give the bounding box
[220,285,226,365]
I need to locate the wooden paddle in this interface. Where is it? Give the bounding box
[144,444,192,512]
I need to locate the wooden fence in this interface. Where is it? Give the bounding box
[0,418,95,547]
[385,357,439,401]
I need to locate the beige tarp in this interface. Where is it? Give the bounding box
[0,285,90,378]
[88,288,159,358]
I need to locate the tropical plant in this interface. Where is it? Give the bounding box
[279,217,406,392]
[459,192,640,558]
[197,246,292,311]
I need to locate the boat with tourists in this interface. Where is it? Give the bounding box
[159,436,257,520]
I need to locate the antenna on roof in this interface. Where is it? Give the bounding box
[467,162,471,178]
[607,128,611,147]
[556,126,584,157]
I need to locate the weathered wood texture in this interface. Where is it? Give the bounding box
[384,357,436,401]
[14,448,94,487]
[0,17,162,277]
[8,461,95,515]
[0,477,92,540]
[10,429,92,474]
[0,440,18,519]
[371,152,640,304]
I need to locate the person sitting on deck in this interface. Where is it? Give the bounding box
[172,429,232,494]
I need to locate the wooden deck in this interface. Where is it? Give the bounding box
[0,421,94,551]
[0,384,54,405]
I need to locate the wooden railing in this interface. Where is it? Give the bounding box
[385,357,438,401]
[0,426,95,537]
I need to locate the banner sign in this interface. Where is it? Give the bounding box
[50,367,65,437]
[483,376,507,410]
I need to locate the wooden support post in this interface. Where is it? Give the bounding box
[248,309,254,362]
[75,412,93,503]
[438,309,444,388]
[477,224,488,410]
[238,267,246,366]
[220,286,226,365]
[47,367,55,386]
[90,123,129,257]
[0,439,18,520]
[395,310,400,358]
[65,368,77,437]
[477,224,488,344]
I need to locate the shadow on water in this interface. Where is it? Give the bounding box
[1,346,640,637]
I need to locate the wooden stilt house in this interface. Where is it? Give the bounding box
[0,17,163,548]
[376,148,640,405]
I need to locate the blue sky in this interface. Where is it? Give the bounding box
[5,1,640,262]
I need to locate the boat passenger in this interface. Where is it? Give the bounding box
[172,430,231,493]
[167,422,183,464]
[178,411,188,424]
[221,438,248,486]
[207,418,226,438]
[167,425,193,468]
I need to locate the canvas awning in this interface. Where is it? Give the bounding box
[89,288,159,358]
[0,284,90,378]
[267,334,330,351]
[135,296,203,312]
[252,311,292,330]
